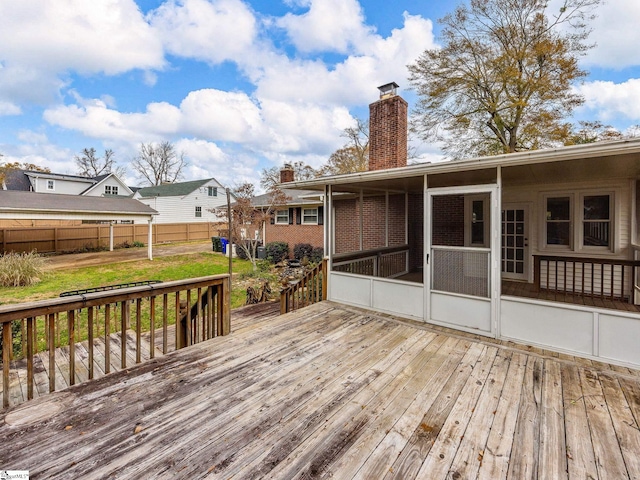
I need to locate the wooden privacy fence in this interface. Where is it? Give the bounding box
[280,259,327,314]
[0,222,219,254]
[0,274,230,409]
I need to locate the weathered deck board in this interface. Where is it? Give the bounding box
[1,301,639,480]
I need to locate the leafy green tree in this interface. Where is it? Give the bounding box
[409,0,600,159]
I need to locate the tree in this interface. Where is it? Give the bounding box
[131,141,186,186]
[0,161,50,185]
[408,0,600,159]
[321,118,369,175]
[260,161,318,191]
[215,183,290,271]
[565,120,623,145]
[75,148,126,178]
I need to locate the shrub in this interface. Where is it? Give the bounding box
[133,241,145,248]
[311,247,324,263]
[0,251,47,287]
[293,243,313,261]
[265,241,289,264]
[235,240,261,261]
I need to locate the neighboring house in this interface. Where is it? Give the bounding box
[285,83,640,369]
[0,190,157,258]
[133,178,227,224]
[251,165,324,253]
[3,170,133,197]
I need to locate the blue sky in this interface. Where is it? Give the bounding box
[1,0,640,191]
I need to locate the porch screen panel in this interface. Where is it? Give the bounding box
[431,248,490,298]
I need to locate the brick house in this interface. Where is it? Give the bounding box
[252,167,324,257]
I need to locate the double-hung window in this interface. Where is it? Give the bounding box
[195,206,202,218]
[275,209,289,224]
[543,192,613,251]
[582,194,611,248]
[302,208,318,225]
[545,196,572,247]
[208,186,217,197]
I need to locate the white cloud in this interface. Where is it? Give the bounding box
[0,1,164,75]
[179,89,265,143]
[575,79,640,122]
[0,100,21,116]
[277,0,374,53]
[0,0,164,107]
[148,0,257,64]
[255,13,435,106]
[583,0,640,68]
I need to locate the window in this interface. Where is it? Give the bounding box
[208,186,217,197]
[545,196,571,247]
[464,195,489,247]
[302,208,318,224]
[104,185,119,196]
[543,192,613,251]
[46,180,55,191]
[195,206,202,218]
[583,194,611,248]
[275,209,289,224]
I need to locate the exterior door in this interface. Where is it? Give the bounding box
[426,184,499,337]
[501,205,528,281]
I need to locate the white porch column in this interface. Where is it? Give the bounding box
[147,218,153,260]
[109,221,114,252]
[493,166,502,336]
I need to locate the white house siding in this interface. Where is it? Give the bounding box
[32,177,93,195]
[83,176,132,197]
[136,187,227,224]
[502,178,631,259]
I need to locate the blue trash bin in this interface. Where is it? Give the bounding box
[220,238,228,254]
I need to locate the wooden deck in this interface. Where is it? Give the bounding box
[1,301,640,479]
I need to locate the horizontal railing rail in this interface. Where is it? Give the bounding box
[332,245,410,279]
[281,259,327,314]
[0,274,230,409]
[534,255,640,303]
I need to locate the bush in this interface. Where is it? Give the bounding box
[293,243,313,261]
[265,241,289,264]
[0,251,47,287]
[311,247,324,263]
[235,240,261,261]
[133,241,145,248]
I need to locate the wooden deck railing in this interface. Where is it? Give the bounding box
[331,245,410,279]
[534,255,640,302]
[280,259,327,314]
[0,274,230,409]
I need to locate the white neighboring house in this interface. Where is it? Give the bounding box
[132,178,227,224]
[3,170,133,197]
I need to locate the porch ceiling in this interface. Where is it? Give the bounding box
[288,138,640,194]
[502,152,640,186]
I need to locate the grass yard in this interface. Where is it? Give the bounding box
[0,252,268,309]
[0,252,280,358]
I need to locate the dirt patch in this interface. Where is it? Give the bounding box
[44,241,214,270]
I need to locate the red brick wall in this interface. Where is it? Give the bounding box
[369,95,408,171]
[334,194,409,253]
[334,198,359,254]
[432,195,464,246]
[264,208,323,258]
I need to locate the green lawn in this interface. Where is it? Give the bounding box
[0,252,261,309]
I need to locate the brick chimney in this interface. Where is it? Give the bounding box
[368,82,408,171]
[280,163,294,183]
